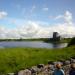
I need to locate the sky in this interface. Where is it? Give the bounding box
[0,0,75,39]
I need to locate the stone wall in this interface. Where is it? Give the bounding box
[7,58,75,75]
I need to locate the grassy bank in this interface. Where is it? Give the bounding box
[0,46,75,74]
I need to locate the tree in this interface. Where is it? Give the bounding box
[68,37,75,47]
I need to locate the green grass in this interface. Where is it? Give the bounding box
[0,46,75,74]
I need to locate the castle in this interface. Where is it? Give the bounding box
[52,32,61,41]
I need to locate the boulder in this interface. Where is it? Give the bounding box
[64,60,71,65]
[70,58,75,63]
[18,69,31,75]
[37,64,44,68]
[31,66,38,74]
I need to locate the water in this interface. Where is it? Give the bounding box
[0,41,67,49]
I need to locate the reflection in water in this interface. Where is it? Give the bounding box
[52,43,58,48]
[0,41,68,49]
[52,43,67,48]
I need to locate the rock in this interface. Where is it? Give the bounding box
[23,69,31,75]
[31,66,38,74]
[39,69,52,75]
[64,60,71,65]
[18,69,31,75]
[49,65,55,71]
[43,65,54,75]
[37,64,44,68]
[70,58,75,63]
[37,64,44,73]
[44,64,54,71]
[63,65,70,75]
[18,70,25,75]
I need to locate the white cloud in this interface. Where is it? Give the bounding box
[64,11,73,25]
[0,11,75,39]
[43,7,49,11]
[54,15,63,20]
[54,11,73,25]
[0,11,7,19]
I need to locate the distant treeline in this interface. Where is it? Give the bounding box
[0,38,48,41]
[0,38,71,43]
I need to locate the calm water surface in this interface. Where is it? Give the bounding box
[0,41,67,49]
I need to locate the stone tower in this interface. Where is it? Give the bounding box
[53,32,60,41]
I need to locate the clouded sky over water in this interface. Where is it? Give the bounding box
[0,0,75,39]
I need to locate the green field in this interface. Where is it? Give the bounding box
[0,46,75,74]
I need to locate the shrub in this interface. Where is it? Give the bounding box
[68,37,75,47]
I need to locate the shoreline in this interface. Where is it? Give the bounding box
[0,38,71,43]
